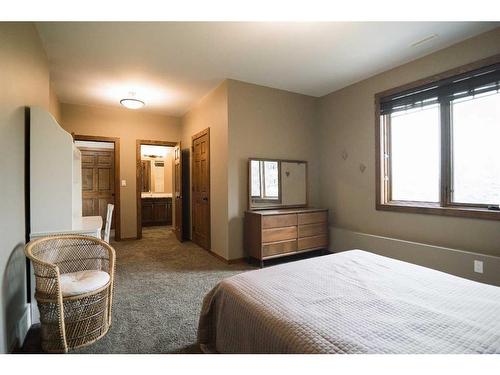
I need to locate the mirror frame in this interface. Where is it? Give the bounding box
[247,158,308,211]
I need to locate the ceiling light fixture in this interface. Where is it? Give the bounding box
[120,98,145,109]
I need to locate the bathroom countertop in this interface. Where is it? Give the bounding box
[141,192,173,199]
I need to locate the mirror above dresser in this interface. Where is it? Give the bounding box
[245,158,329,267]
[248,158,307,210]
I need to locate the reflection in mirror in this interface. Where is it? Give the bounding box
[140,145,174,195]
[250,160,281,202]
[249,158,307,210]
[281,161,307,206]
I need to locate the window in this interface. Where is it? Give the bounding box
[376,58,500,220]
[451,92,500,205]
[389,104,440,202]
[250,160,280,202]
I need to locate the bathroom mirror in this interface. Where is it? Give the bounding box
[140,145,174,198]
[248,158,307,210]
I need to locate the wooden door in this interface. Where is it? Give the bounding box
[81,148,115,228]
[173,142,183,241]
[192,129,210,250]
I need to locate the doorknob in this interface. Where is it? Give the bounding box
[202,197,208,201]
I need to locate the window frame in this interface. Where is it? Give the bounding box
[250,159,282,203]
[375,54,500,221]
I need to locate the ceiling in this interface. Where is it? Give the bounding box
[36,22,499,116]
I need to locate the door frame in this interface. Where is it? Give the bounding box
[191,127,211,250]
[74,134,121,241]
[136,139,177,239]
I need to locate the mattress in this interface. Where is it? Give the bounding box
[197,250,500,354]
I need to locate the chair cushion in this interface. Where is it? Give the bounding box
[60,270,110,297]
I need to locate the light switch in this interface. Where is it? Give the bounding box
[474,260,483,274]
[121,180,127,187]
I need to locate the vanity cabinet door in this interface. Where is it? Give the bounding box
[153,201,168,222]
[166,198,172,225]
[142,200,154,225]
[142,198,173,226]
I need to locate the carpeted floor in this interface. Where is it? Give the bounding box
[22,227,254,354]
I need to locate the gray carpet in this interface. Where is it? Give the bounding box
[70,227,254,354]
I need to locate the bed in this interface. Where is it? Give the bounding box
[197,250,500,354]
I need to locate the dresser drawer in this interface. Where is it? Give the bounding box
[262,214,297,229]
[298,223,327,238]
[298,234,328,250]
[298,211,327,225]
[262,240,297,257]
[262,226,297,243]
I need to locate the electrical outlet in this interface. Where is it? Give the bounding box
[121,180,127,187]
[474,260,483,274]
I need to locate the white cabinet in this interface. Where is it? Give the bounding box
[29,107,89,236]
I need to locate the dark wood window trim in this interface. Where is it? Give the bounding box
[375,53,500,221]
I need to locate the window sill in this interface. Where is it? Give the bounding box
[376,201,500,220]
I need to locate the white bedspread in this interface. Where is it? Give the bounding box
[198,250,500,353]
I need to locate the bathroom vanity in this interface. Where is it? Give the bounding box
[141,193,172,226]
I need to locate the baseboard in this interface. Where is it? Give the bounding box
[119,236,138,241]
[206,249,245,265]
[208,249,230,264]
[330,226,500,286]
[227,257,246,265]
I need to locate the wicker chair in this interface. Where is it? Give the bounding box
[25,235,116,353]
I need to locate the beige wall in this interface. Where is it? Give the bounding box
[49,82,61,123]
[0,22,50,353]
[180,80,319,260]
[227,80,319,260]
[318,28,500,258]
[164,151,173,195]
[181,82,229,258]
[60,103,181,239]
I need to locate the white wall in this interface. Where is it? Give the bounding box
[30,107,74,233]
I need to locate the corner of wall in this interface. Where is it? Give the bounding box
[49,82,62,123]
[180,79,231,260]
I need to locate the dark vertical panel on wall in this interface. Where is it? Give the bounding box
[24,107,31,303]
[182,149,190,241]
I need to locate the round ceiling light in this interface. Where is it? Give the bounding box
[120,98,145,109]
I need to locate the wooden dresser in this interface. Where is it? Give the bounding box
[244,208,329,266]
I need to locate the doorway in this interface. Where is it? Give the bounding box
[74,135,121,241]
[191,128,211,250]
[136,140,179,239]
